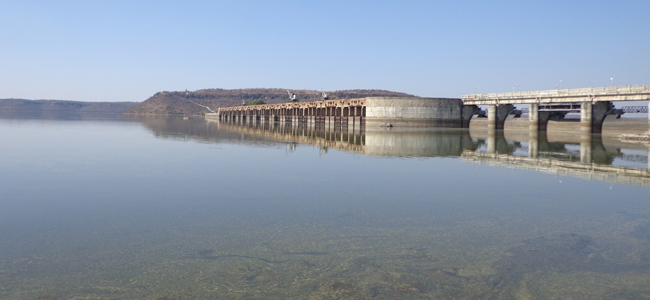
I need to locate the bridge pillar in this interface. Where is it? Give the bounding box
[529,103,539,131]
[487,105,497,129]
[581,101,612,133]
[580,102,593,133]
[488,104,514,130]
[529,103,551,131]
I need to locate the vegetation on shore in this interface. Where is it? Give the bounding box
[1,88,415,116]
[122,88,415,116]
[245,99,266,106]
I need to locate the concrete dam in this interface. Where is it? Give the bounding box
[207,97,477,129]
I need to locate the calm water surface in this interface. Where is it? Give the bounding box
[1,114,649,299]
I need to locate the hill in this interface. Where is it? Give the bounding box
[0,99,138,114]
[122,88,415,116]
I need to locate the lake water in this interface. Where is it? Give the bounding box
[1,114,649,299]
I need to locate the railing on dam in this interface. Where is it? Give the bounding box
[462,84,650,105]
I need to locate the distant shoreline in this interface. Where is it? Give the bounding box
[0,98,138,114]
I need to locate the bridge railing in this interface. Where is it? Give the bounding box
[515,106,647,114]
[462,84,650,101]
[621,106,649,113]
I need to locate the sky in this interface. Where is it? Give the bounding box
[1,0,649,102]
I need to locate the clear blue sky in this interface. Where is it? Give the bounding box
[1,0,649,102]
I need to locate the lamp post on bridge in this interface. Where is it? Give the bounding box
[611,77,614,86]
[512,85,520,93]
[556,80,563,89]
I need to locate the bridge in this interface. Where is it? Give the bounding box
[519,106,649,114]
[462,84,650,132]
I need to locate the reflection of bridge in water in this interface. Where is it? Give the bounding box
[465,129,650,187]
[206,119,650,187]
[462,151,650,187]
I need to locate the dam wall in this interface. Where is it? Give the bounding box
[365,97,476,128]
[210,97,477,129]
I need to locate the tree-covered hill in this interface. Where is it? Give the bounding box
[122,88,415,116]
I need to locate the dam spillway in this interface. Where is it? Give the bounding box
[206,97,477,129]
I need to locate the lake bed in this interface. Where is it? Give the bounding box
[1,114,649,299]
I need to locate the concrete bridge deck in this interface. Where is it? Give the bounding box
[462,84,650,105]
[462,85,650,133]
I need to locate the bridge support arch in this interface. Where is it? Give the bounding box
[581,101,612,134]
[487,104,514,130]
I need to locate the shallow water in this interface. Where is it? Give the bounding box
[1,114,649,299]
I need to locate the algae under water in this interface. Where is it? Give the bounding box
[0,115,649,299]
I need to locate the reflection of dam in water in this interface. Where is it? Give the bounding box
[193,119,650,187]
[211,119,477,157]
[215,120,366,154]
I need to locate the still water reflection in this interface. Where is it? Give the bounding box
[1,114,649,299]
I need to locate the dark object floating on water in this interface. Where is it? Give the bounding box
[298,259,317,267]
[283,251,329,256]
[378,123,393,127]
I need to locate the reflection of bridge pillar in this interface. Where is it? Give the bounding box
[580,132,592,164]
[529,130,539,158]
[487,130,496,154]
